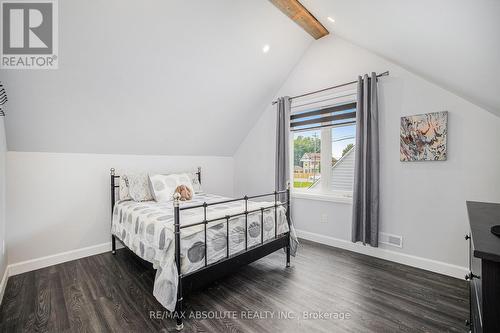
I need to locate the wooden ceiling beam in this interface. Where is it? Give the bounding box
[269,0,329,40]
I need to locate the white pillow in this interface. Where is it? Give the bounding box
[149,173,194,202]
[127,173,154,202]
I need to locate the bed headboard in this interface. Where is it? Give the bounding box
[110,166,202,210]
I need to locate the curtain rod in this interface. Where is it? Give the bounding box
[272,71,389,105]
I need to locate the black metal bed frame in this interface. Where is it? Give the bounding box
[110,167,291,330]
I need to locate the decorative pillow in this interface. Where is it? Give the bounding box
[119,175,131,201]
[127,173,154,202]
[189,171,203,194]
[149,174,178,202]
[149,173,194,202]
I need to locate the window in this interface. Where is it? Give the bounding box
[293,129,321,189]
[330,123,356,193]
[292,102,356,197]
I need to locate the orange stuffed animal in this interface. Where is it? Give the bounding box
[174,185,193,201]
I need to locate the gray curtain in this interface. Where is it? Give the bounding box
[352,73,380,247]
[275,96,299,256]
[275,96,291,196]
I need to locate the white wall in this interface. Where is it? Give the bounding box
[3,0,311,156]
[234,36,500,272]
[6,152,234,264]
[0,118,6,280]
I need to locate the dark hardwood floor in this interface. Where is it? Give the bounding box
[0,240,468,333]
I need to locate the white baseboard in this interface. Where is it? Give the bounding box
[8,242,112,276]
[0,265,9,306]
[296,229,468,279]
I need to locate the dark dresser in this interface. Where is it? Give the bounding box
[466,201,500,333]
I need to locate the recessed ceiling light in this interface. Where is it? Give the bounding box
[327,17,335,23]
[262,44,270,53]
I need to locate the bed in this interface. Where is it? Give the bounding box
[110,168,296,330]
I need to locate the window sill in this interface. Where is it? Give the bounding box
[291,191,353,204]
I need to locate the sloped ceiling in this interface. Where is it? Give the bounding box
[301,0,500,116]
[3,0,312,155]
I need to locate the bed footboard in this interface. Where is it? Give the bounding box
[172,183,291,330]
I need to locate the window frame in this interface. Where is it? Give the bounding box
[289,91,357,203]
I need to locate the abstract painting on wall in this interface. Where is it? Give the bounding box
[400,111,448,161]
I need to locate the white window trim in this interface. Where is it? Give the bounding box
[289,90,357,202]
[291,190,353,204]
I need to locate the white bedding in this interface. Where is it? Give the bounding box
[111,192,296,312]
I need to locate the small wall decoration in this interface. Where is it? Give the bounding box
[400,111,448,161]
[0,82,7,117]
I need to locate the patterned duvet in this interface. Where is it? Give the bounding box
[111,193,295,312]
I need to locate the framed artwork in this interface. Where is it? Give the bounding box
[400,111,448,161]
